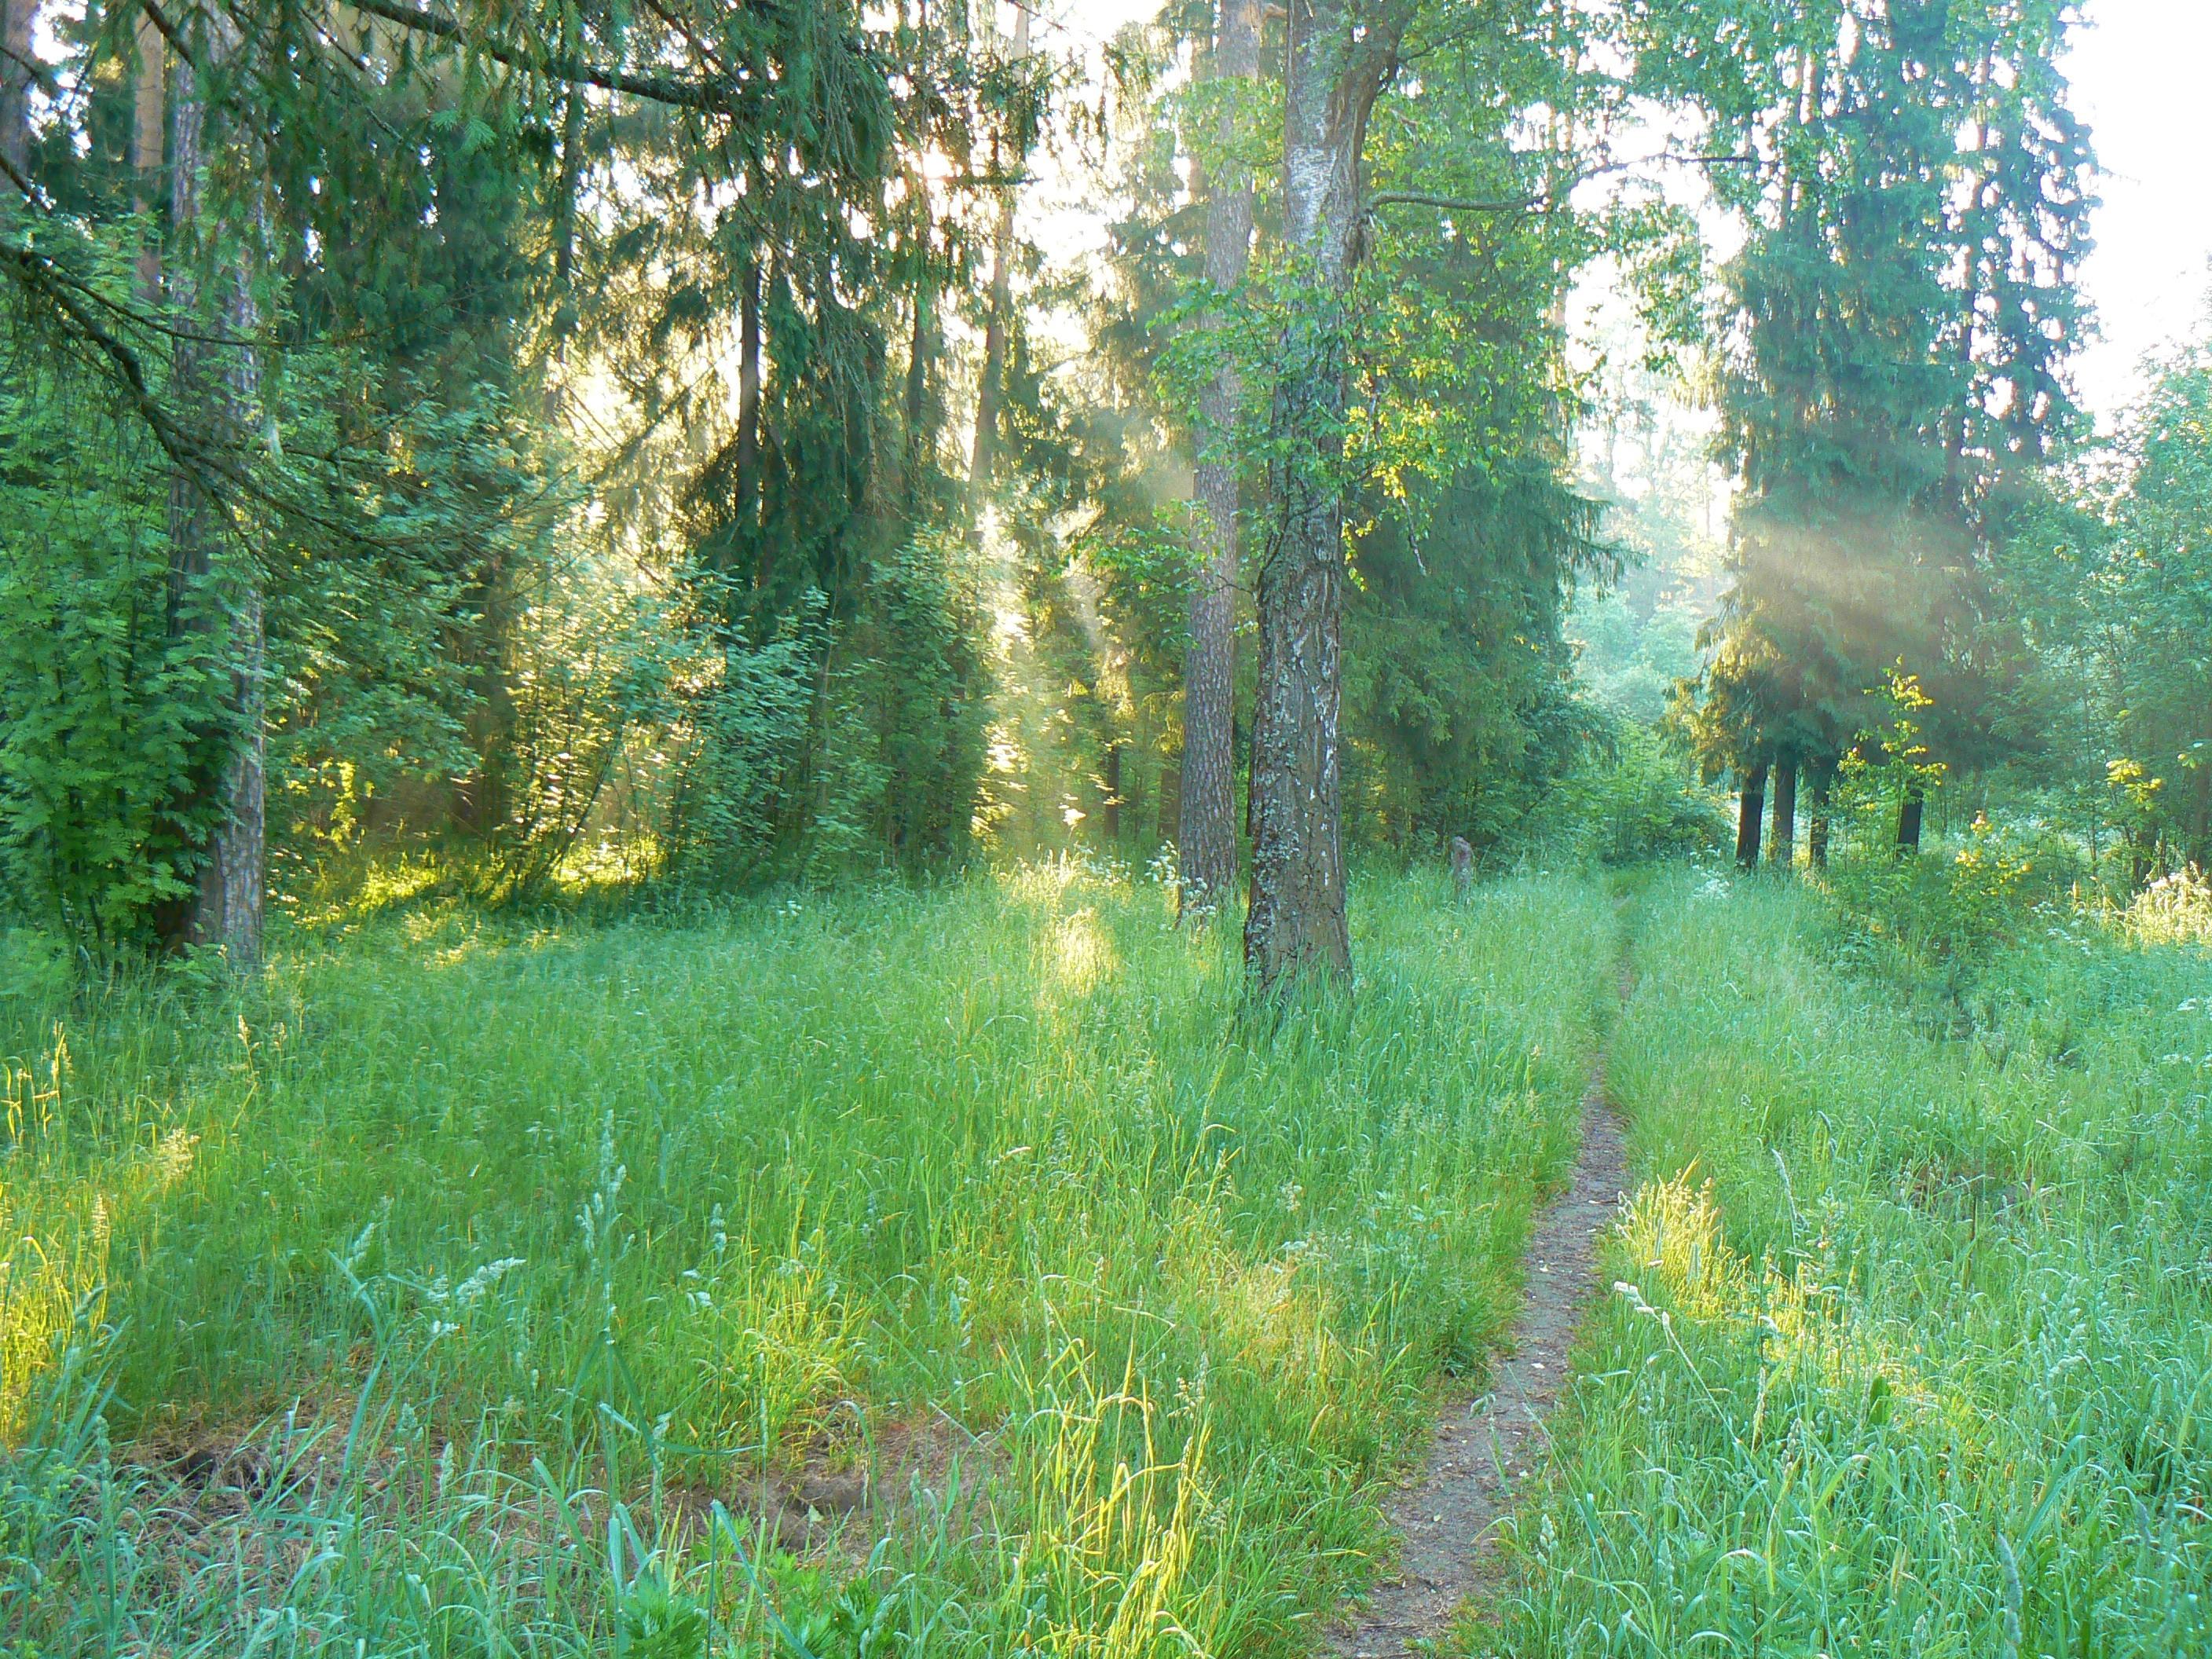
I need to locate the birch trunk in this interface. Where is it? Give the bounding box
[1243,0,1390,993]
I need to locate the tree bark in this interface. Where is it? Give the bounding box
[2,0,35,181]
[903,247,933,503]
[1895,779,1924,855]
[735,254,763,574]
[547,8,585,412]
[1769,758,1796,870]
[894,0,934,522]
[1735,761,1767,869]
[551,1,584,298]
[966,0,1028,526]
[164,24,266,969]
[2187,762,2210,875]
[1177,0,1260,917]
[1807,760,1832,869]
[1102,740,1122,843]
[2129,824,2155,892]
[132,6,162,300]
[1243,0,1391,994]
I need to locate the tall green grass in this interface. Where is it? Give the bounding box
[0,862,1611,1654]
[1495,866,2212,1657]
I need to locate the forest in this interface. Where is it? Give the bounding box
[1,0,2209,1652]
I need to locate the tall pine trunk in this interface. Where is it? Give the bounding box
[735,255,763,576]
[546,16,586,416]
[1177,0,1259,917]
[902,269,933,513]
[549,1,584,327]
[163,24,265,968]
[1735,761,1767,869]
[1245,0,1386,993]
[895,0,936,522]
[2,0,35,181]
[1807,760,1833,869]
[966,1,1028,526]
[1769,758,1796,869]
[132,5,161,298]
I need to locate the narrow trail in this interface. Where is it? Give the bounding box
[1327,958,1634,1658]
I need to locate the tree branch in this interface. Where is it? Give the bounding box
[1365,187,1543,215]
[1364,151,1756,219]
[0,236,240,508]
[137,0,203,71]
[342,0,744,112]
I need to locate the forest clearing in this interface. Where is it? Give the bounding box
[0,865,2206,1652]
[5,0,2212,1650]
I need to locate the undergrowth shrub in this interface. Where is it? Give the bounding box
[0,373,229,951]
[667,536,990,887]
[666,613,822,886]
[2127,864,2212,947]
[471,555,676,903]
[1819,814,2074,971]
[1514,727,1728,867]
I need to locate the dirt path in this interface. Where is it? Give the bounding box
[1326,972,1632,1658]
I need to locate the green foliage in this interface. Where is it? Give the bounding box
[468,551,676,902]
[667,618,821,887]
[1516,727,1730,868]
[2001,320,2212,880]
[668,535,991,884]
[1344,463,1611,854]
[1834,665,1947,833]
[1570,586,1706,723]
[1820,815,2063,975]
[811,536,992,873]
[0,368,229,950]
[1657,0,2094,787]
[1570,352,1727,726]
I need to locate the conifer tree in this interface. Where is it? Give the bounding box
[1651,0,2091,847]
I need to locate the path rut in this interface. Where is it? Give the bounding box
[1326,973,1631,1657]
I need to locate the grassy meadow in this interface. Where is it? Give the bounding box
[0,863,1613,1654]
[1492,867,2212,1657]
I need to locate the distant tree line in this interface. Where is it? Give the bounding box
[0,0,2201,989]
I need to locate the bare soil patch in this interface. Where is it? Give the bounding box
[1326,986,1630,1657]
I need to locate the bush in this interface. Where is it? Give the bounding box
[2127,863,2212,947]
[1821,813,2071,965]
[1516,727,1730,866]
[667,534,991,886]
[0,375,230,950]
[665,609,822,885]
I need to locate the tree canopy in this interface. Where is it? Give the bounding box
[2,0,2201,980]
